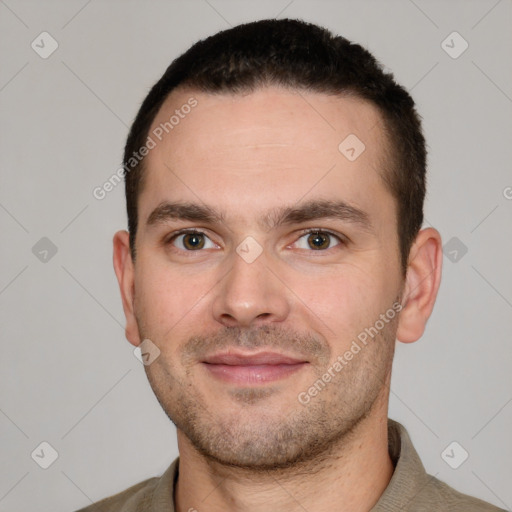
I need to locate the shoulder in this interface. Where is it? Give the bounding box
[74,476,160,512]
[73,458,179,512]
[378,421,505,512]
[419,476,506,512]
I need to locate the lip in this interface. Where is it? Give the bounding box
[202,351,308,385]
[203,351,306,366]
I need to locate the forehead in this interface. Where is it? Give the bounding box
[140,86,394,231]
[149,86,386,156]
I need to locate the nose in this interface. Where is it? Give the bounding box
[212,248,291,328]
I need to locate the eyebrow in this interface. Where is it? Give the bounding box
[146,199,373,233]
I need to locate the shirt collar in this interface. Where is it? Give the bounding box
[371,420,432,511]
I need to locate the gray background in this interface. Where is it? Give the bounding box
[0,0,511,510]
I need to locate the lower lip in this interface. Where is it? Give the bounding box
[203,363,307,385]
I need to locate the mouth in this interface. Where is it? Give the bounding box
[201,351,309,385]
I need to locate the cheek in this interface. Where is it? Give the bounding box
[134,261,208,336]
[291,264,394,346]
[290,268,366,324]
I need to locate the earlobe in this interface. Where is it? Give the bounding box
[113,230,141,347]
[396,227,443,344]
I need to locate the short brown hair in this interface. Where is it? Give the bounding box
[123,18,426,275]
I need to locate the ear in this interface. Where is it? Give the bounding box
[113,230,141,347]
[396,227,443,344]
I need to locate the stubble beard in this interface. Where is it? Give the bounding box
[141,320,397,474]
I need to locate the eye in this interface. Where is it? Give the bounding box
[169,230,217,251]
[293,230,343,251]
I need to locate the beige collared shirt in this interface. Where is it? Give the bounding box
[76,420,505,511]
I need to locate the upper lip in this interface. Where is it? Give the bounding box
[202,351,307,366]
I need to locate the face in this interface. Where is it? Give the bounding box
[118,87,408,470]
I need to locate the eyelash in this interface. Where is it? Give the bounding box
[165,228,346,252]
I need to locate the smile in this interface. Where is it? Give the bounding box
[201,351,308,385]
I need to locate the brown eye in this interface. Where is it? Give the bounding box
[170,231,216,251]
[292,230,342,251]
[307,232,331,250]
[182,233,205,250]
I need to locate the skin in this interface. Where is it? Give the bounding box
[113,86,443,512]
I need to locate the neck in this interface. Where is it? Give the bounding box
[174,399,393,512]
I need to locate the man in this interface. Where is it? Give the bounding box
[78,18,504,512]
